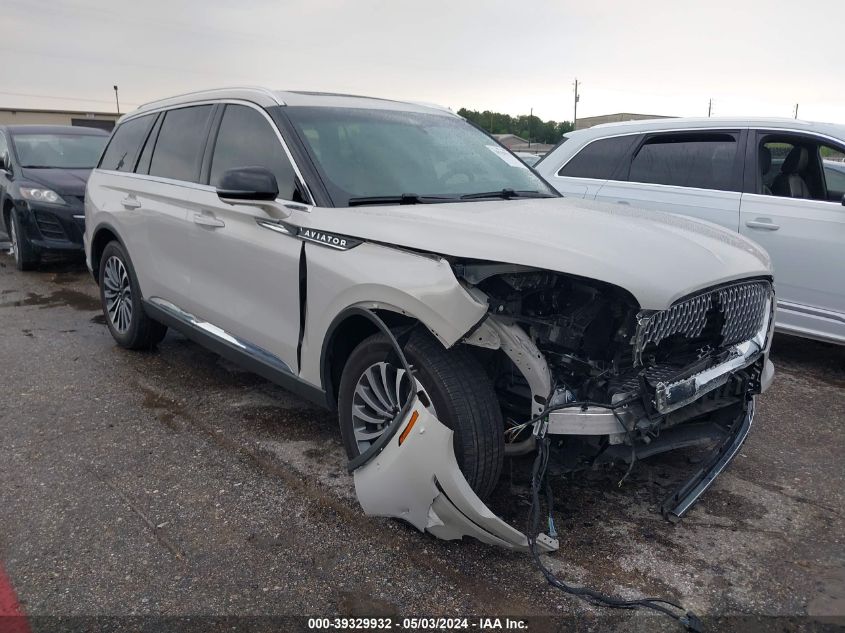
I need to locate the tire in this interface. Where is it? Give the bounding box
[98,241,167,350]
[8,209,39,271]
[338,329,504,499]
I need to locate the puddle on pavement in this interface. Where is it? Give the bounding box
[90,314,106,324]
[139,385,186,431]
[0,289,100,311]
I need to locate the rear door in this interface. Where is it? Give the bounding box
[131,104,216,311]
[739,131,845,342]
[188,102,305,371]
[595,130,746,231]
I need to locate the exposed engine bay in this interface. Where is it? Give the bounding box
[452,261,774,500]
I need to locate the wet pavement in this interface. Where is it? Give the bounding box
[0,242,843,632]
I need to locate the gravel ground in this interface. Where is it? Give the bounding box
[0,244,843,632]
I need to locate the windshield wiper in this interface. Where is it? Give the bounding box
[347,193,456,206]
[460,189,556,200]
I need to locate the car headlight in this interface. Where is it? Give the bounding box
[19,187,65,205]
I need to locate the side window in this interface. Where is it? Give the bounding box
[134,114,162,175]
[209,105,297,199]
[629,133,739,191]
[149,105,214,183]
[757,135,845,202]
[557,135,637,179]
[821,144,845,200]
[98,114,155,172]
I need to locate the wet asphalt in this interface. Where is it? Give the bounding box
[0,241,843,632]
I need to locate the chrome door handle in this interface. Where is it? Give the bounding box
[745,219,780,231]
[121,196,141,209]
[193,212,225,228]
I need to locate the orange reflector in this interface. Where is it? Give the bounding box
[398,410,420,445]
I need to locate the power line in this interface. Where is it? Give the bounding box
[0,90,138,108]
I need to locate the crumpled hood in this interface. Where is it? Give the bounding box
[20,168,92,197]
[305,197,772,310]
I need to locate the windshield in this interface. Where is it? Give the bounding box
[12,133,107,169]
[285,107,556,206]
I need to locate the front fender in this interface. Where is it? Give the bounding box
[299,241,487,387]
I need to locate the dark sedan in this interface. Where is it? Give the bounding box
[0,125,108,270]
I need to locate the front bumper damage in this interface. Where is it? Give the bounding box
[354,399,558,552]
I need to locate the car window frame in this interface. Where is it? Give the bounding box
[745,129,845,204]
[555,133,639,181]
[97,113,157,173]
[619,129,746,193]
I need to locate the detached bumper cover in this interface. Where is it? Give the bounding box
[354,400,558,553]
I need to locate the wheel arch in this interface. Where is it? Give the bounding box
[320,306,419,410]
[89,223,125,284]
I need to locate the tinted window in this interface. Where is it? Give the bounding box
[149,106,214,182]
[821,145,845,196]
[629,133,738,191]
[558,135,636,179]
[134,114,162,175]
[209,105,296,199]
[99,115,155,171]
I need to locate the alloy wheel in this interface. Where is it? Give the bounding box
[351,361,436,453]
[103,255,133,333]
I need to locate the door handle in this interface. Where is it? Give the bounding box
[616,200,631,206]
[193,212,225,228]
[121,196,141,209]
[745,219,780,231]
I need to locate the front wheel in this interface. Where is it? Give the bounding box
[338,329,504,499]
[98,241,167,350]
[9,210,39,271]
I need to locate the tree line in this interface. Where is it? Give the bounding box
[458,108,574,145]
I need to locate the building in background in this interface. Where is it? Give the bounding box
[0,107,119,131]
[575,113,674,130]
[492,134,555,155]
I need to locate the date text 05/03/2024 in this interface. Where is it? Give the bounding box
[307,617,529,630]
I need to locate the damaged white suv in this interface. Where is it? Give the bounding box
[86,88,774,546]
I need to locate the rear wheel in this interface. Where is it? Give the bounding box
[8,210,39,271]
[338,329,504,499]
[98,241,167,350]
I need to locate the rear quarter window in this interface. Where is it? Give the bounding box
[557,135,638,179]
[98,114,156,172]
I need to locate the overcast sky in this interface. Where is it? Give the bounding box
[2,0,844,124]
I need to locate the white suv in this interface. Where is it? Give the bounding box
[86,88,774,525]
[535,117,845,345]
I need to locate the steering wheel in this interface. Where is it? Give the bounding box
[439,159,477,187]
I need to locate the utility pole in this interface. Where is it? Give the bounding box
[708,98,712,117]
[528,107,533,148]
[113,85,120,114]
[793,103,799,119]
[573,78,580,129]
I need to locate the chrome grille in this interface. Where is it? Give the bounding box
[636,281,771,360]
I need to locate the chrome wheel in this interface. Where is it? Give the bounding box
[351,361,436,452]
[103,255,133,333]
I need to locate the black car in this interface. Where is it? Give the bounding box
[0,125,109,270]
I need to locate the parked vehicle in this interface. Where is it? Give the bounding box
[85,88,774,527]
[0,125,109,270]
[514,151,542,166]
[535,117,845,345]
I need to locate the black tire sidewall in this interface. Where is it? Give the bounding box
[338,331,502,497]
[11,210,38,271]
[98,241,146,347]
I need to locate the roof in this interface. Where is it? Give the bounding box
[566,116,845,140]
[129,86,456,121]
[0,106,119,117]
[493,134,529,143]
[1,124,109,135]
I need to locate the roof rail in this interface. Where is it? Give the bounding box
[136,86,284,112]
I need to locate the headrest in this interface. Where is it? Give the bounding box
[782,146,809,174]
[759,145,772,174]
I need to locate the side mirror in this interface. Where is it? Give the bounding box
[216,167,279,202]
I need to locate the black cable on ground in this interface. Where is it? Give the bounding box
[526,436,704,632]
